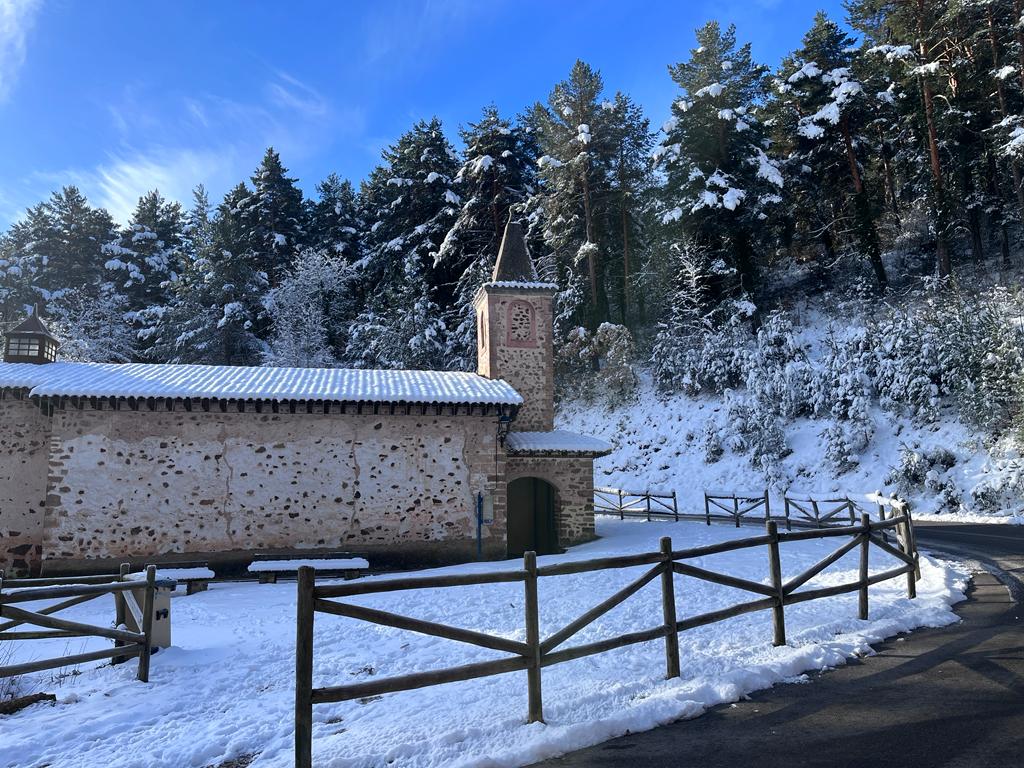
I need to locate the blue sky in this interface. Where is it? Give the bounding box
[0,0,847,226]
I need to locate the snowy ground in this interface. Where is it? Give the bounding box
[2,519,965,768]
[560,374,1024,523]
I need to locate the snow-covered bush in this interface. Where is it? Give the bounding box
[722,390,788,484]
[701,420,723,464]
[883,443,961,511]
[591,323,639,405]
[745,311,813,419]
[971,448,1024,514]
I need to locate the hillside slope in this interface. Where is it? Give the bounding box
[559,372,1022,522]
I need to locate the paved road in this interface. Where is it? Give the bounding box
[532,523,1024,768]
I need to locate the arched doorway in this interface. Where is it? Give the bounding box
[506,477,558,557]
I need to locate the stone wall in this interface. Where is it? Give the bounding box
[0,396,49,575]
[506,454,597,547]
[38,407,508,572]
[475,287,555,432]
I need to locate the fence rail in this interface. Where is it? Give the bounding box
[0,564,172,682]
[295,512,920,767]
[704,490,771,527]
[783,494,858,530]
[594,487,678,521]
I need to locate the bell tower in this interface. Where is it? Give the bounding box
[474,220,556,432]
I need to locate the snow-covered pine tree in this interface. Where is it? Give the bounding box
[849,0,954,276]
[656,22,783,300]
[156,183,267,365]
[528,60,617,332]
[308,173,361,261]
[102,190,185,356]
[771,12,889,290]
[602,93,655,326]
[4,187,116,304]
[347,118,459,370]
[238,148,307,287]
[436,106,540,368]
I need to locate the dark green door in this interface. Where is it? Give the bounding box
[507,477,558,557]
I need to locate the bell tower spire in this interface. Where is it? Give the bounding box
[474,219,557,431]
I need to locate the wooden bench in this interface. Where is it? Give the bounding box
[247,554,369,584]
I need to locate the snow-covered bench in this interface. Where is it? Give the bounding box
[140,562,215,595]
[247,554,369,584]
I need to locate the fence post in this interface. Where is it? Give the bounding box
[784,497,792,531]
[137,564,156,683]
[811,499,821,528]
[672,491,679,522]
[900,505,918,597]
[858,513,870,621]
[114,562,129,665]
[733,496,740,528]
[766,521,786,646]
[903,502,921,582]
[704,494,711,526]
[764,491,771,523]
[645,493,652,522]
[618,489,624,521]
[523,551,544,723]
[876,500,888,544]
[659,537,681,678]
[295,566,315,768]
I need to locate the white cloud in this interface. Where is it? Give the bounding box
[93,148,240,223]
[267,72,329,118]
[3,70,366,226]
[0,0,40,102]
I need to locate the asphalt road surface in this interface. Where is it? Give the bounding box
[531,523,1024,768]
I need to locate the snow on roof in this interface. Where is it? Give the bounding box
[483,281,559,291]
[505,429,612,456]
[0,362,523,406]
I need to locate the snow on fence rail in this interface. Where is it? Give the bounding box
[0,565,173,683]
[594,487,679,521]
[294,512,920,768]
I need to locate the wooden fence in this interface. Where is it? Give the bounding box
[704,490,771,527]
[0,565,172,683]
[783,494,858,530]
[294,512,919,767]
[594,487,679,521]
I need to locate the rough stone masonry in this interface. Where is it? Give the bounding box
[0,220,610,575]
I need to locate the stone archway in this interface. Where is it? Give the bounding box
[506,476,558,557]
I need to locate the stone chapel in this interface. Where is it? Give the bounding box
[0,221,610,576]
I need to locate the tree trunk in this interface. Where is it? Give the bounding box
[618,150,632,326]
[842,117,888,290]
[876,127,900,215]
[579,157,602,329]
[918,54,951,275]
[987,6,1024,221]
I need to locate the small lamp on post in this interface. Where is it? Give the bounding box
[3,304,60,364]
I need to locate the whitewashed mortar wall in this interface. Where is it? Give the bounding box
[0,406,509,574]
[0,397,49,573]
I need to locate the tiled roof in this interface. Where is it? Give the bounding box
[505,429,613,456]
[0,362,523,406]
